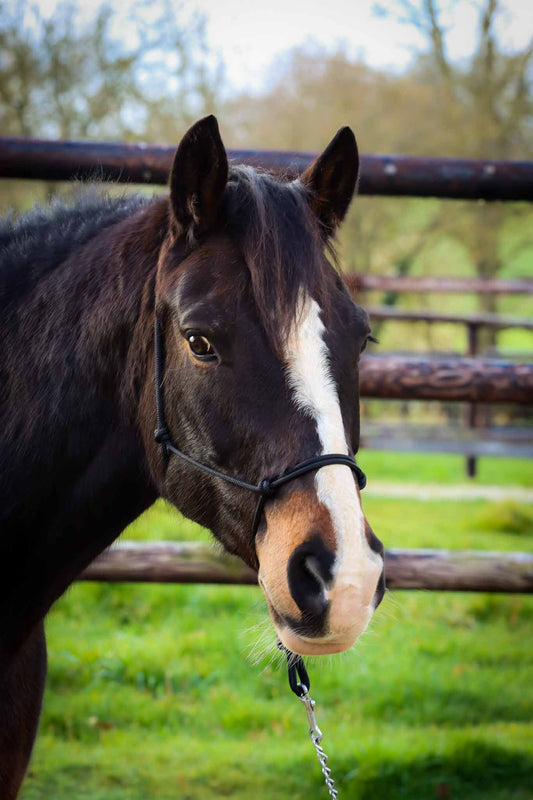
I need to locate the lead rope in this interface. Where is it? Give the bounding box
[278,642,339,799]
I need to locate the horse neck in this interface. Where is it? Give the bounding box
[0,198,173,652]
[80,200,167,424]
[0,197,168,531]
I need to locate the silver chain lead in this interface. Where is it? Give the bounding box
[298,686,339,799]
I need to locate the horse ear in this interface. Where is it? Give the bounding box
[300,126,359,236]
[169,115,228,239]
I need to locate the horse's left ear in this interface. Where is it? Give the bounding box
[300,126,359,236]
[169,115,228,240]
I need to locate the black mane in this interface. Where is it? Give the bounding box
[1,169,336,347]
[0,192,150,310]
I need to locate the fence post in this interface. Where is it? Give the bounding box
[466,322,480,478]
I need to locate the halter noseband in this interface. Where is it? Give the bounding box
[153,317,367,542]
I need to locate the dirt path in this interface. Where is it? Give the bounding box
[365,482,533,503]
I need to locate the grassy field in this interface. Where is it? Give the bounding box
[360,450,533,488]
[22,455,533,800]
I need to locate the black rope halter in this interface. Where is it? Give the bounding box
[153,316,367,542]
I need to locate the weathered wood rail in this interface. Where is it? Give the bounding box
[80,542,533,594]
[345,274,533,295]
[360,355,533,404]
[360,422,533,458]
[366,306,533,331]
[2,135,533,200]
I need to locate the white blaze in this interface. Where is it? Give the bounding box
[284,295,382,640]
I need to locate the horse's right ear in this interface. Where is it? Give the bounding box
[169,115,228,240]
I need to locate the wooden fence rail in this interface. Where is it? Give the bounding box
[80,542,533,594]
[366,306,533,331]
[344,274,533,295]
[360,421,533,458]
[359,355,533,404]
[2,136,533,200]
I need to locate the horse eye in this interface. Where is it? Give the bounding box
[187,334,215,359]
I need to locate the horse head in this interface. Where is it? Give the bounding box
[151,115,385,656]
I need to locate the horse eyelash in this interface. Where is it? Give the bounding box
[360,334,377,355]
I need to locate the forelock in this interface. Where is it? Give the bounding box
[223,165,335,353]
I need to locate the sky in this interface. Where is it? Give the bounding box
[188,0,532,92]
[33,0,533,94]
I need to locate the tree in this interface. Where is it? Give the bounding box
[0,0,221,208]
[0,0,221,140]
[375,0,533,346]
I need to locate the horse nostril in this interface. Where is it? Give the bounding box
[287,536,335,618]
[304,555,325,588]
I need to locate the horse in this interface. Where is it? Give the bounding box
[0,115,385,797]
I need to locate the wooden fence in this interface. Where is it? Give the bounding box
[346,273,533,474]
[81,542,533,594]
[2,136,533,199]
[2,135,532,595]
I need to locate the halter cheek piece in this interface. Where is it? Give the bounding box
[153,317,367,542]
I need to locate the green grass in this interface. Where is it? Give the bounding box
[360,449,533,487]
[21,471,533,799]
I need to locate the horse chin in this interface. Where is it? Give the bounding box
[276,626,358,656]
[259,577,374,657]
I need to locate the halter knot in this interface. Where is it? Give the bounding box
[154,426,171,445]
[258,478,275,498]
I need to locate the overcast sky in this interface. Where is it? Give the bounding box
[183,0,533,91]
[34,0,533,93]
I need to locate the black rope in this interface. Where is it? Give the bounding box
[166,440,265,495]
[277,642,310,697]
[154,316,172,464]
[270,454,366,492]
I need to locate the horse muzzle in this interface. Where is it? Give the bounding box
[255,487,384,656]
